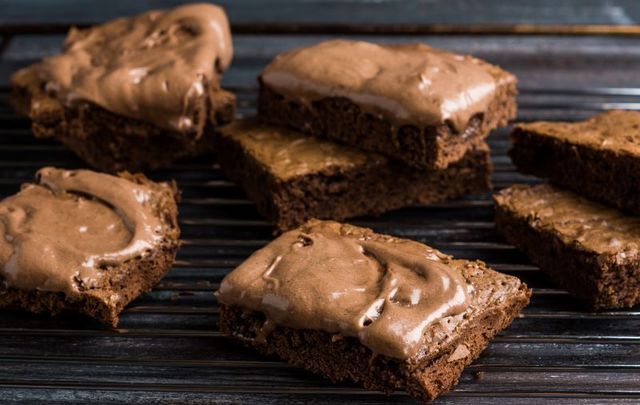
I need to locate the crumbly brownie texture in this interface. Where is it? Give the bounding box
[215,119,492,231]
[258,40,517,169]
[0,168,180,326]
[509,110,640,215]
[217,220,530,402]
[12,73,235,172]
[10,4,235,172]
[494,183,640,310]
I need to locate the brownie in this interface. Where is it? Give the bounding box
[258,39,517,169]
[215,119,492,231]
[0,167,180,326]
[509,110,640,215]
[217,220,531,402]
[495,183,640,310]
[10,4,236,172]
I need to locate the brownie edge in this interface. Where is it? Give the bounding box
[258,83,515,170]
[220,294,528,402]
[495,184,640,309]
[509,117,640,215]
[214,119,492,231]
[217,220,531,402]
[0,171,181,326]
[11,69,236,172]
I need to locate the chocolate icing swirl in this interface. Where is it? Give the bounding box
[0,168,165,296]
[216,221,470,359]
[12,3,232,134]
[260,39,500,132]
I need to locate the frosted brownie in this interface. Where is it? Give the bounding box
[509,110,640,215]
[495,183,640,309]
[217,220,531,402]
[10,4,235,172]
[258,39,517,169]
[215,119,492,231]
[0,167,180,326]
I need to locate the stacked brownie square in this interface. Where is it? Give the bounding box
[11,3,235,172]
[495,110,640,309]
[2,3,239,323]
[216,39,518,231]
[214,40,531,401]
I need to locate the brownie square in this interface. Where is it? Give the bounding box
[0,168,180,326]
[509,110,640,215]
[10,4,236,172]
[258,39,517,169]
[495,183,640,309]
[215,119,492,231]
[217,219,531,402]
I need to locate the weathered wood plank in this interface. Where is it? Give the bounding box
[1,4,640,403]
[0,0,640,26]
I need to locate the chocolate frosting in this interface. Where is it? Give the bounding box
[516,110,640,158]
[260,39,506,132]
[12,3,232,134]
[495,184,640,257]
[216,220,470,359]
[0,168,165,295]
[219,119,384,180]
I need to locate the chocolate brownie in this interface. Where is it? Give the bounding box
[217,220,530,402]
[495,183,640,310]
[215,119,492,231]
[0,167,180,326]
[10,4,236,172]
[509,110,640,215]
[258,39,517,169]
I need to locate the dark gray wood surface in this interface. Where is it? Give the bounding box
[1,2,640,403]
[2,0,640,25]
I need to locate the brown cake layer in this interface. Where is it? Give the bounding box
[215,120,492,231]
[217,220,531,402]
[10,4,236,172]
[258,86,514,171]
[509,110,640,215]
[495,183,640,309]
[11,70,235,172]
[257,40,516,169]
[0,170,180,326]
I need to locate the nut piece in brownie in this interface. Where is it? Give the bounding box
[10,3,236,172]
[258,39,517,169]
[0,167,180,326]
[215,118,492,231]
[510,110,640,215]
[217,220,531,402]
[495,183,640,310]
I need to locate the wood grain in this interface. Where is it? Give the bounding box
[1,4,640,403]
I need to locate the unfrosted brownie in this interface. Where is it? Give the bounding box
[215,119,492,231]
[258,39,517,169]
[495,183,640,309]
[0,167,180,326]
[509,110,640,215]
[10,4,236,172]
[217,220,531,402]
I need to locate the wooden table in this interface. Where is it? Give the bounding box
[1,1,640,403]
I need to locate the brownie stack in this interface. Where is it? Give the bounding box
[495,110,640,309]
[216,39,518,231]
[11,3,235,172]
